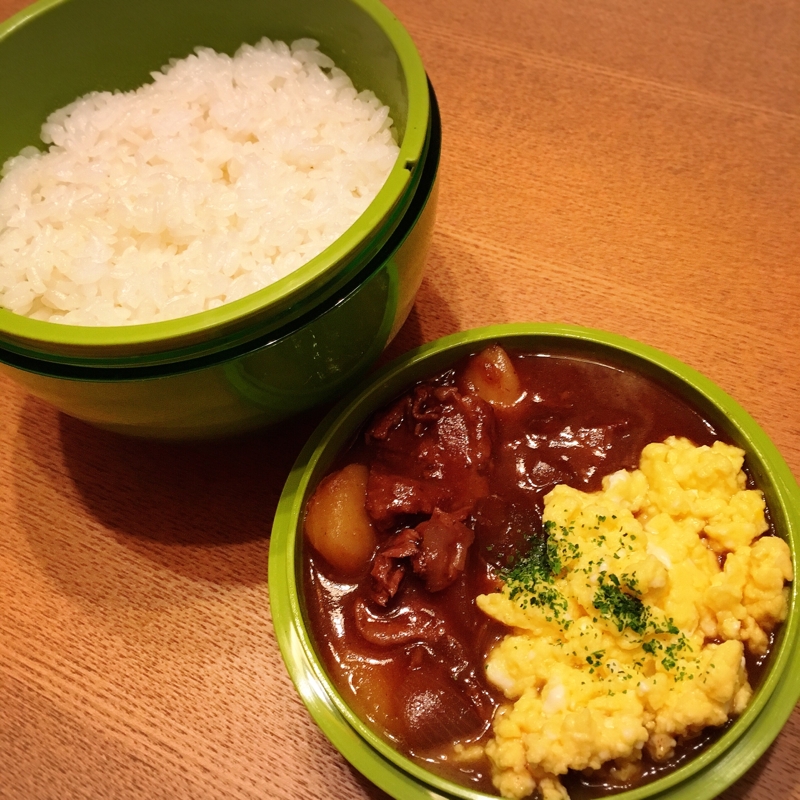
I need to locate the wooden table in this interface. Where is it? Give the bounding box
[1,0,798,798]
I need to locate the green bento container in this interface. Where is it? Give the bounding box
[269,323,800,800]
[0,0,437,438]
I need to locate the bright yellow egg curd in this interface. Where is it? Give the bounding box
[476,436,793,800]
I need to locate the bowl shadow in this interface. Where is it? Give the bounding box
[11,392,325,592]
[10,291,447,595]
[63,406,326,579]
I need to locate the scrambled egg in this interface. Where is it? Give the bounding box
[476,437,792,800]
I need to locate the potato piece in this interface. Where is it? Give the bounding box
[304,463,377,575]
[347,659,397,733]
[462,344,524,407]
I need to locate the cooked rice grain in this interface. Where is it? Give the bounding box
[0,38,400,325]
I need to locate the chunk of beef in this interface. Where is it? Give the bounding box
[365,468,444,529]
[369,509,475,604]
[370,528,421,606]
[413,385,494,472]
[366,394,412,441]
[411,509,475,593]
[363,382,497,527]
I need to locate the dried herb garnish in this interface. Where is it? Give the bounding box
[500,518,691,673]
[593,573,651,635]
[500,526,570,624]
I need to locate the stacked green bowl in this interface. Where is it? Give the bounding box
[0,0,438,438]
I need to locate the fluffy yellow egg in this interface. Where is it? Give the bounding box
[477,437,792,800]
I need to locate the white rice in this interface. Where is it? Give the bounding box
[0,38,400,325]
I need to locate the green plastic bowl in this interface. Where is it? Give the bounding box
[0,0,436,438]
[269,323,800,800]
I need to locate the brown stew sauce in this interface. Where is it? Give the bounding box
[302,348,773,797]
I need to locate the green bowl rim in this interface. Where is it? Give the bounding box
[0,77,442,375]
[269,322,800,800]
[0,0,430,353]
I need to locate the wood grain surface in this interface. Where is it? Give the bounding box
[1,1,798,798]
